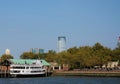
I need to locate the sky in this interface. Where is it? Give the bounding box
[0,0,120,58]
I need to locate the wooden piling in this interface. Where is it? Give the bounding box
[0,70,10,78]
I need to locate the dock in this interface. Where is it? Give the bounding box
[52,70,120,77]
[0,70,10,78]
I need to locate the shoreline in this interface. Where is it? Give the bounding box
[52,70,120,77]
[0,70,120,78]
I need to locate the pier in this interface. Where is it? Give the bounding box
[0,70,10,78]
[52,70,120,77]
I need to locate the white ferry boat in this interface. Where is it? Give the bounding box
[10,60,47,77]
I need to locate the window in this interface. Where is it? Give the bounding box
[12,66,25,69]
[31,71,41,73]
[30,67,41,69]
[26,67,29,69]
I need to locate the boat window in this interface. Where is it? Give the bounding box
[26,67,29,69]
[31,71,41,73]
[11,70,20,73]
[31,70,45,73]
[30,67,41,69]
[12,66,25,69]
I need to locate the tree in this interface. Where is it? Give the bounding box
[67,46,78,55]
[112,48,120,61]
[45,50,57,62]
[1,54,14,61]
[19,42,118,69]
[93,43,112,68]
[76,46,94,68]
[20,52,35,59]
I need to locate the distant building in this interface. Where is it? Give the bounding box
[30,48,44,54]
[117,36,120,48]
[58,36,66,52]
[5,49,11,55]
[102,61,119,69]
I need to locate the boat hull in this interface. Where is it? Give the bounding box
[10,73,46,78]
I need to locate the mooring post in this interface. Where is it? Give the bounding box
[45,70,48,77]
[5,70,6,78]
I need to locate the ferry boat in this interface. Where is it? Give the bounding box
[10,60,46,77]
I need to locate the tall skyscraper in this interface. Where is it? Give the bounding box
[117,36,120,48]
[58,36,66,52]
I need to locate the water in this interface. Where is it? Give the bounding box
[0,76,120,84]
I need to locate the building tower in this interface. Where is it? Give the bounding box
[58,36,66,52]
[30,48,44,54]
[117,36,120,48]
[5,49,11,55]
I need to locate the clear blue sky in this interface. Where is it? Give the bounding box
[0,0,120,58]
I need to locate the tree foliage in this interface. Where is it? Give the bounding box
[1,54,14,61]
[19,42,120,69]
[20,52,35,59]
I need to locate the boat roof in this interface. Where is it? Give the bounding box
[9,59,50,66]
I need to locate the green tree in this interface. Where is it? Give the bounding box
[1,54,14,61]
[19,42,118,70]
[112,48,120,61]
[67,46,78,55]
[45,50,57,62]
[93,43,112,68]
[76,46,94,68]
[20,52,35,59]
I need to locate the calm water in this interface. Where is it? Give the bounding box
[0,76,120,84]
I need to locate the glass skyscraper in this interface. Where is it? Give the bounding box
[30,48,44,54]
[58,36,66,52]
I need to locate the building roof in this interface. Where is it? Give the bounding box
[9,59,50,66]
[40,59,50,66]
